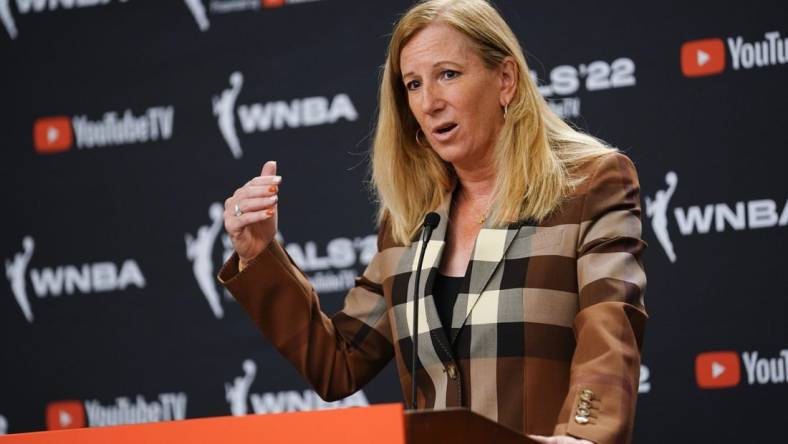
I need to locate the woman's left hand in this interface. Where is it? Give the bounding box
[528,435,594,444]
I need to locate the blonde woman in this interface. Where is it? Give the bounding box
[219,1,647,443]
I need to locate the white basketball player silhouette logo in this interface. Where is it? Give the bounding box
[5,236,34,322]
[0,0,17,39]
[213,72,244,159]
[183,0,209,31]
[226,359,257,416]
[645,171,678,263]
[186,203,225,318]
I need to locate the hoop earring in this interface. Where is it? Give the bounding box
[415,128,427,146]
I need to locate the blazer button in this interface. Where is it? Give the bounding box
[446,363,458,380]
[574,415,590,425]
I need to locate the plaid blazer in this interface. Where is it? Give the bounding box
[219,152,647,444]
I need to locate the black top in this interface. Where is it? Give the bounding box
[433,272,463,337]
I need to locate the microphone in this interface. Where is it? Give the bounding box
[411,212,440,410]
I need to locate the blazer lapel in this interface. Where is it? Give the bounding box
[450,219,522,343]
[404,192,523,351]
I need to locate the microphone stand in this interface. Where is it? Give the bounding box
[411,213,439,410]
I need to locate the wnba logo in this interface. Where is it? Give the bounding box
[0,0,129,40]
[224,359,369,415]
[4,236,147,323]
[211,71,359,159]
[644,171,788,263]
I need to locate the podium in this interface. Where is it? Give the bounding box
[406,408,534,444]
[0,404,536,443]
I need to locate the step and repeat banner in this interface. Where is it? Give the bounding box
[1,1,786,442]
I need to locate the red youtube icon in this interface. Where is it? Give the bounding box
[46,400,85,430]
[33,116,73,154]
[681,38,726,77]
[695,351,741,389]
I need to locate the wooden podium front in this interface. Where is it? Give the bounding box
[0,404,535,443]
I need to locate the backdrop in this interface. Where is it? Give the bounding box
[1,0,786,442]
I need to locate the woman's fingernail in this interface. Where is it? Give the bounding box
[267,209,275,216]
[271,195,278,203]
[272,176,282,184]
[269,186,278,193]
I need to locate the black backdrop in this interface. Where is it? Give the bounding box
[1,1,787,442]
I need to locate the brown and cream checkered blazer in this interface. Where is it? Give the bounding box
[219,152,647,444]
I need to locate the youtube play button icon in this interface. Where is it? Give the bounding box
[695,351,741,389]
[46,400,85,430]
[711,361,725,379]
[33,116,73,154]
[681,38,726,77]
[696,50,711,67]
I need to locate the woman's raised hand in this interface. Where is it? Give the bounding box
[224,160,280,267]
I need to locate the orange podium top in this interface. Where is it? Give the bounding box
[0,404,405,444]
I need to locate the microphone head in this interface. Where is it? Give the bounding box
[423,212,440,229]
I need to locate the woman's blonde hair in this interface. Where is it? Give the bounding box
[372,0,615,244]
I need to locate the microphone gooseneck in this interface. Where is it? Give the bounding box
[410,212,440,410]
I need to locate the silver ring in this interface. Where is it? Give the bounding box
[234,203,243,217]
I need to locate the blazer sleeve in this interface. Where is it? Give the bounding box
[217,223,395,401]
[553,152,649,444]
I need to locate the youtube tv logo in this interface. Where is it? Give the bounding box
[695,351,741,389]
[681,38,726,77]
[46,401,85,430]
[33,116,73,154]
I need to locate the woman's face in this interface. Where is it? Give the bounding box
[400,23,509,169]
